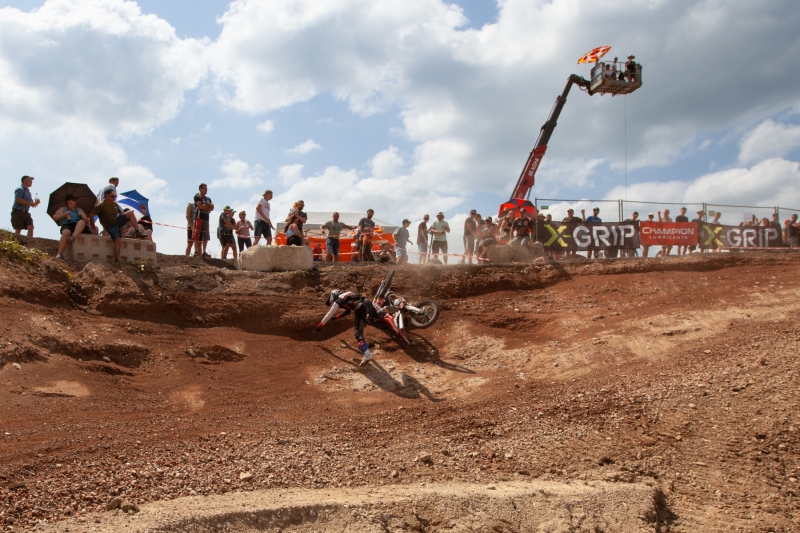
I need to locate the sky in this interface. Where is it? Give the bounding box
[2,0,799,255]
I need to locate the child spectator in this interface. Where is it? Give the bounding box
[313,242,323,261]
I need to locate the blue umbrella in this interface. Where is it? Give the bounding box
[117,189,149,220]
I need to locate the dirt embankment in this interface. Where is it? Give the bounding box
[1,247,800,532]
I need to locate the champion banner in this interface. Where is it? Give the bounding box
[639,221,698,246]
[535,222,640,251]
[697,224,783,249]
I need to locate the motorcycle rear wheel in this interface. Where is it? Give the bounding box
[409,300,439,329]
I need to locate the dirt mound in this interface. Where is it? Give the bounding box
[39,481,665,533]
[1,244,800,531]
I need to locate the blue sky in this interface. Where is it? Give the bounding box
[2,0,799,254]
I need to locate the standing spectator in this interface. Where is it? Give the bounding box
[236,210,253,252]
[321,212,355,262]
[393,219,412,264]
[675,207,689,255]
[193,183,214,258]
[218,206,238,260]
[583,208,602,258]
[253,190,275,246]
[90,189,139,265]
[710,212,723,252]
[623,212,639,257]
[53,194,90,260]
[288,200,308,244]
[185,202,195,256]
[462,210,478,264]
[625,55,637,82]
[511,210,533,245]
[11,175,40,237]
[545,213,553,223]
[417,214,430,264]
[657,208,673,256]
[312,242,323,261]
[642,213,655,258]
[690,210,705,254]
[430,212,451,264]
[788,214,800,249]
[769,213,781,230]
[96,177,119,205]
[561,209,582,257]
[357,209,377,261]
[477,216,497,260]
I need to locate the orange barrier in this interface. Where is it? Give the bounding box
[274,231,396,262]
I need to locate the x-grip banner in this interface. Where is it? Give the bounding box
[535,222,640,251]
[697,224,783,249]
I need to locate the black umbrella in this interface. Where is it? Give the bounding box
[47,182,96,224]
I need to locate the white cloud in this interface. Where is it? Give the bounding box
[739,119,800,165]
[211,158,265,189]
[256,119,274,133]
[207,0,800,203]
[604,158,800,208]
[285,138,321,155]
[278,163,305,186]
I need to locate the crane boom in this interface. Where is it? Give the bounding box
[510,74,592,201]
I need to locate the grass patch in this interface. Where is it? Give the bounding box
[0,230,50,263]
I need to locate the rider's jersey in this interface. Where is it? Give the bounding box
[320,292,367,326]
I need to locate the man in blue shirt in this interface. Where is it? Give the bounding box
[11,175,41,237]
[583,207,602,258]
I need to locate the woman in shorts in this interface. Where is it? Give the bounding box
[52,194,90,260]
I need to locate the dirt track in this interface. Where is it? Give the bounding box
[1,245,800,532]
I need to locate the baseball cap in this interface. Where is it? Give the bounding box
[648,212,654,216]
[223,205,232,211]
[437,212,444,217]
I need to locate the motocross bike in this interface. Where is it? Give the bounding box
[367,269,440,344]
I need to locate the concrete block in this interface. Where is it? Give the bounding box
[486,242,545,263]
[66,234,158,266]
[238,245,314,272]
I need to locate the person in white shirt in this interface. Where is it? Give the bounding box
[253,190,275,245]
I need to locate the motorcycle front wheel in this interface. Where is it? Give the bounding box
[409,300,440,329]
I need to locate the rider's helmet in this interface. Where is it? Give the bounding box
[325,289,342,306]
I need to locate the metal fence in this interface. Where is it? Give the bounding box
[534,198,799,256]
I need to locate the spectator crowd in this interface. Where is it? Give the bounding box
[10,176,800,266]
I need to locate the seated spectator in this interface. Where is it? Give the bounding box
[376,242,394,263]
[498,211,514,244]
[90,189,141,265]
[284,214,304,246]
[138,205,153,241]
[53,194,90,260]
[313,242,323,261]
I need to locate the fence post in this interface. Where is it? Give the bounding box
[618,199,623,222]
[702,202,707,222]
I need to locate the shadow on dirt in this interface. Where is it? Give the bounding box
[319,345,446,402]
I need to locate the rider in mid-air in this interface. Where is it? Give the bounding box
[313,290,386,366]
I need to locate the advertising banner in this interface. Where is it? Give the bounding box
[698,224,782,249]
[639,221,698,246]
[536,222,640,251]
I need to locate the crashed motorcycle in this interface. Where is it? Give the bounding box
[368,269,440,344]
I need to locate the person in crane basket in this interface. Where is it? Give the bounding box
[313,290,387,366]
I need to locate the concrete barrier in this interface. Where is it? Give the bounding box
[238,245,313,272]
[486,242,545,263]
[66,234,158,266]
